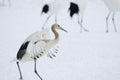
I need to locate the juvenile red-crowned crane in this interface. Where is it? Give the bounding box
[102,0,120,32]
[68,0,88,32]
[13,24,67,80]
[41,0,68,29]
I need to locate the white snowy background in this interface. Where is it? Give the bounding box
[0,0,120,80]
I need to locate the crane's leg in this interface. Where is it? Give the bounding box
[16,62,23,80]
[42,14,52,30]
[112,13,117,32]
[34,58,43,80]
[106,12,111,33]
[78,15,88,32]
[80,17,89,32]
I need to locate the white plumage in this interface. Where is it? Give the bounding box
[14,24,67,80]
[49,0,68,14]
[74,0,88,16]
[103,0,120,12]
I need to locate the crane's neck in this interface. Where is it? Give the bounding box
[52,27,59,41]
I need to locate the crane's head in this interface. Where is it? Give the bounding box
[52,24,67,32]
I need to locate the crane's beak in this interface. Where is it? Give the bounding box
[60,27,68,32]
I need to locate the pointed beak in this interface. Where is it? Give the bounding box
[60,27,68,32]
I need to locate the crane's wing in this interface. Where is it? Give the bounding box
[26,39,50,59]
[41,4,49,14]
[16,41,30,60]
[26,39,59,59]
[46,45,59,59]
[69,2,79,18]
[16,28,51,61]
[24,28,51,42]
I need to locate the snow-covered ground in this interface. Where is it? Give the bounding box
[0,0,120,80]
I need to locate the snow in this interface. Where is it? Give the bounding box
[0,0,120,80]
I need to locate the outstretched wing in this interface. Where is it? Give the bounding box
[47,45,59,59]
[26,39,49,59]
[28,40,59,59]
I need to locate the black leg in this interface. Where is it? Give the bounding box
[112,13,117,32]
[106,12,111,33]
[16,62,23,80]
[42,14,52,29]
[34,59,43,80]
[78,15,88,32]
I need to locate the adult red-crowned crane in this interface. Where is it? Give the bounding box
[102,0,120,32]
[68,0,89,32]
[41,0,68,29]
[13,24,67,80]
